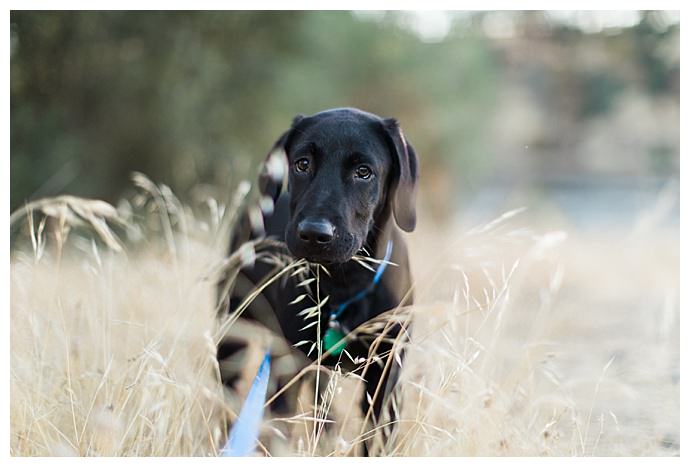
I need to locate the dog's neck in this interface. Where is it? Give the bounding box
[317,211,394,300]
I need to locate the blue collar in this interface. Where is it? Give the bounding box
[330,239,394,321]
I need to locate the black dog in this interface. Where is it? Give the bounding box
[217,107,418,444]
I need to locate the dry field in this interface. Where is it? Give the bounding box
[9,179,679,456]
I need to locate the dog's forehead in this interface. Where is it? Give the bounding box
[295,114,388,157]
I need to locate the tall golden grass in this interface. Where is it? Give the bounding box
[9,175,679,456]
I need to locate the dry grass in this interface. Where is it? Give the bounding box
[9,177,679,456]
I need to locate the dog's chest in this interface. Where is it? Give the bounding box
[278,275,394,362]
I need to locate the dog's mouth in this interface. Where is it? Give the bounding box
[302,255,337,265]
[291,248,358,266]
[285,231,361,265]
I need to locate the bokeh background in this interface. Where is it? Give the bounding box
[10,11,680,228]
[10,11,681,456]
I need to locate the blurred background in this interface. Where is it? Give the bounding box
[10,10,680,229]
[9,11,681,455]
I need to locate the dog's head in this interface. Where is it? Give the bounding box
[262,108,418,264]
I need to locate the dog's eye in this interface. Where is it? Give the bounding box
[355,165,373,180]
[294,158,310,173]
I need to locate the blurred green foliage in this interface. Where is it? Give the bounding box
[10,11,679,213]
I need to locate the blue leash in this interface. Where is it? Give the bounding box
[220,351,271,457]
[220,241,393,456]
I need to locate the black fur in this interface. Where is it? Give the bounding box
[218,108,419,451]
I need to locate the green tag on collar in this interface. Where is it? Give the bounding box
[323,327,347,356]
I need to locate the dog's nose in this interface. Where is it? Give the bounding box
[297,218,335,244]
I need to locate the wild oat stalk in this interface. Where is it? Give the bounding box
[10,179,678,456]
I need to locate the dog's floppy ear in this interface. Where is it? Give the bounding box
[381,117,419,232]
[259,115,304,202]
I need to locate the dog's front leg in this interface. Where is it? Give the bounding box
[358,324,404,455]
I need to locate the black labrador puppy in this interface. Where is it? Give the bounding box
[218,107,418,439]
